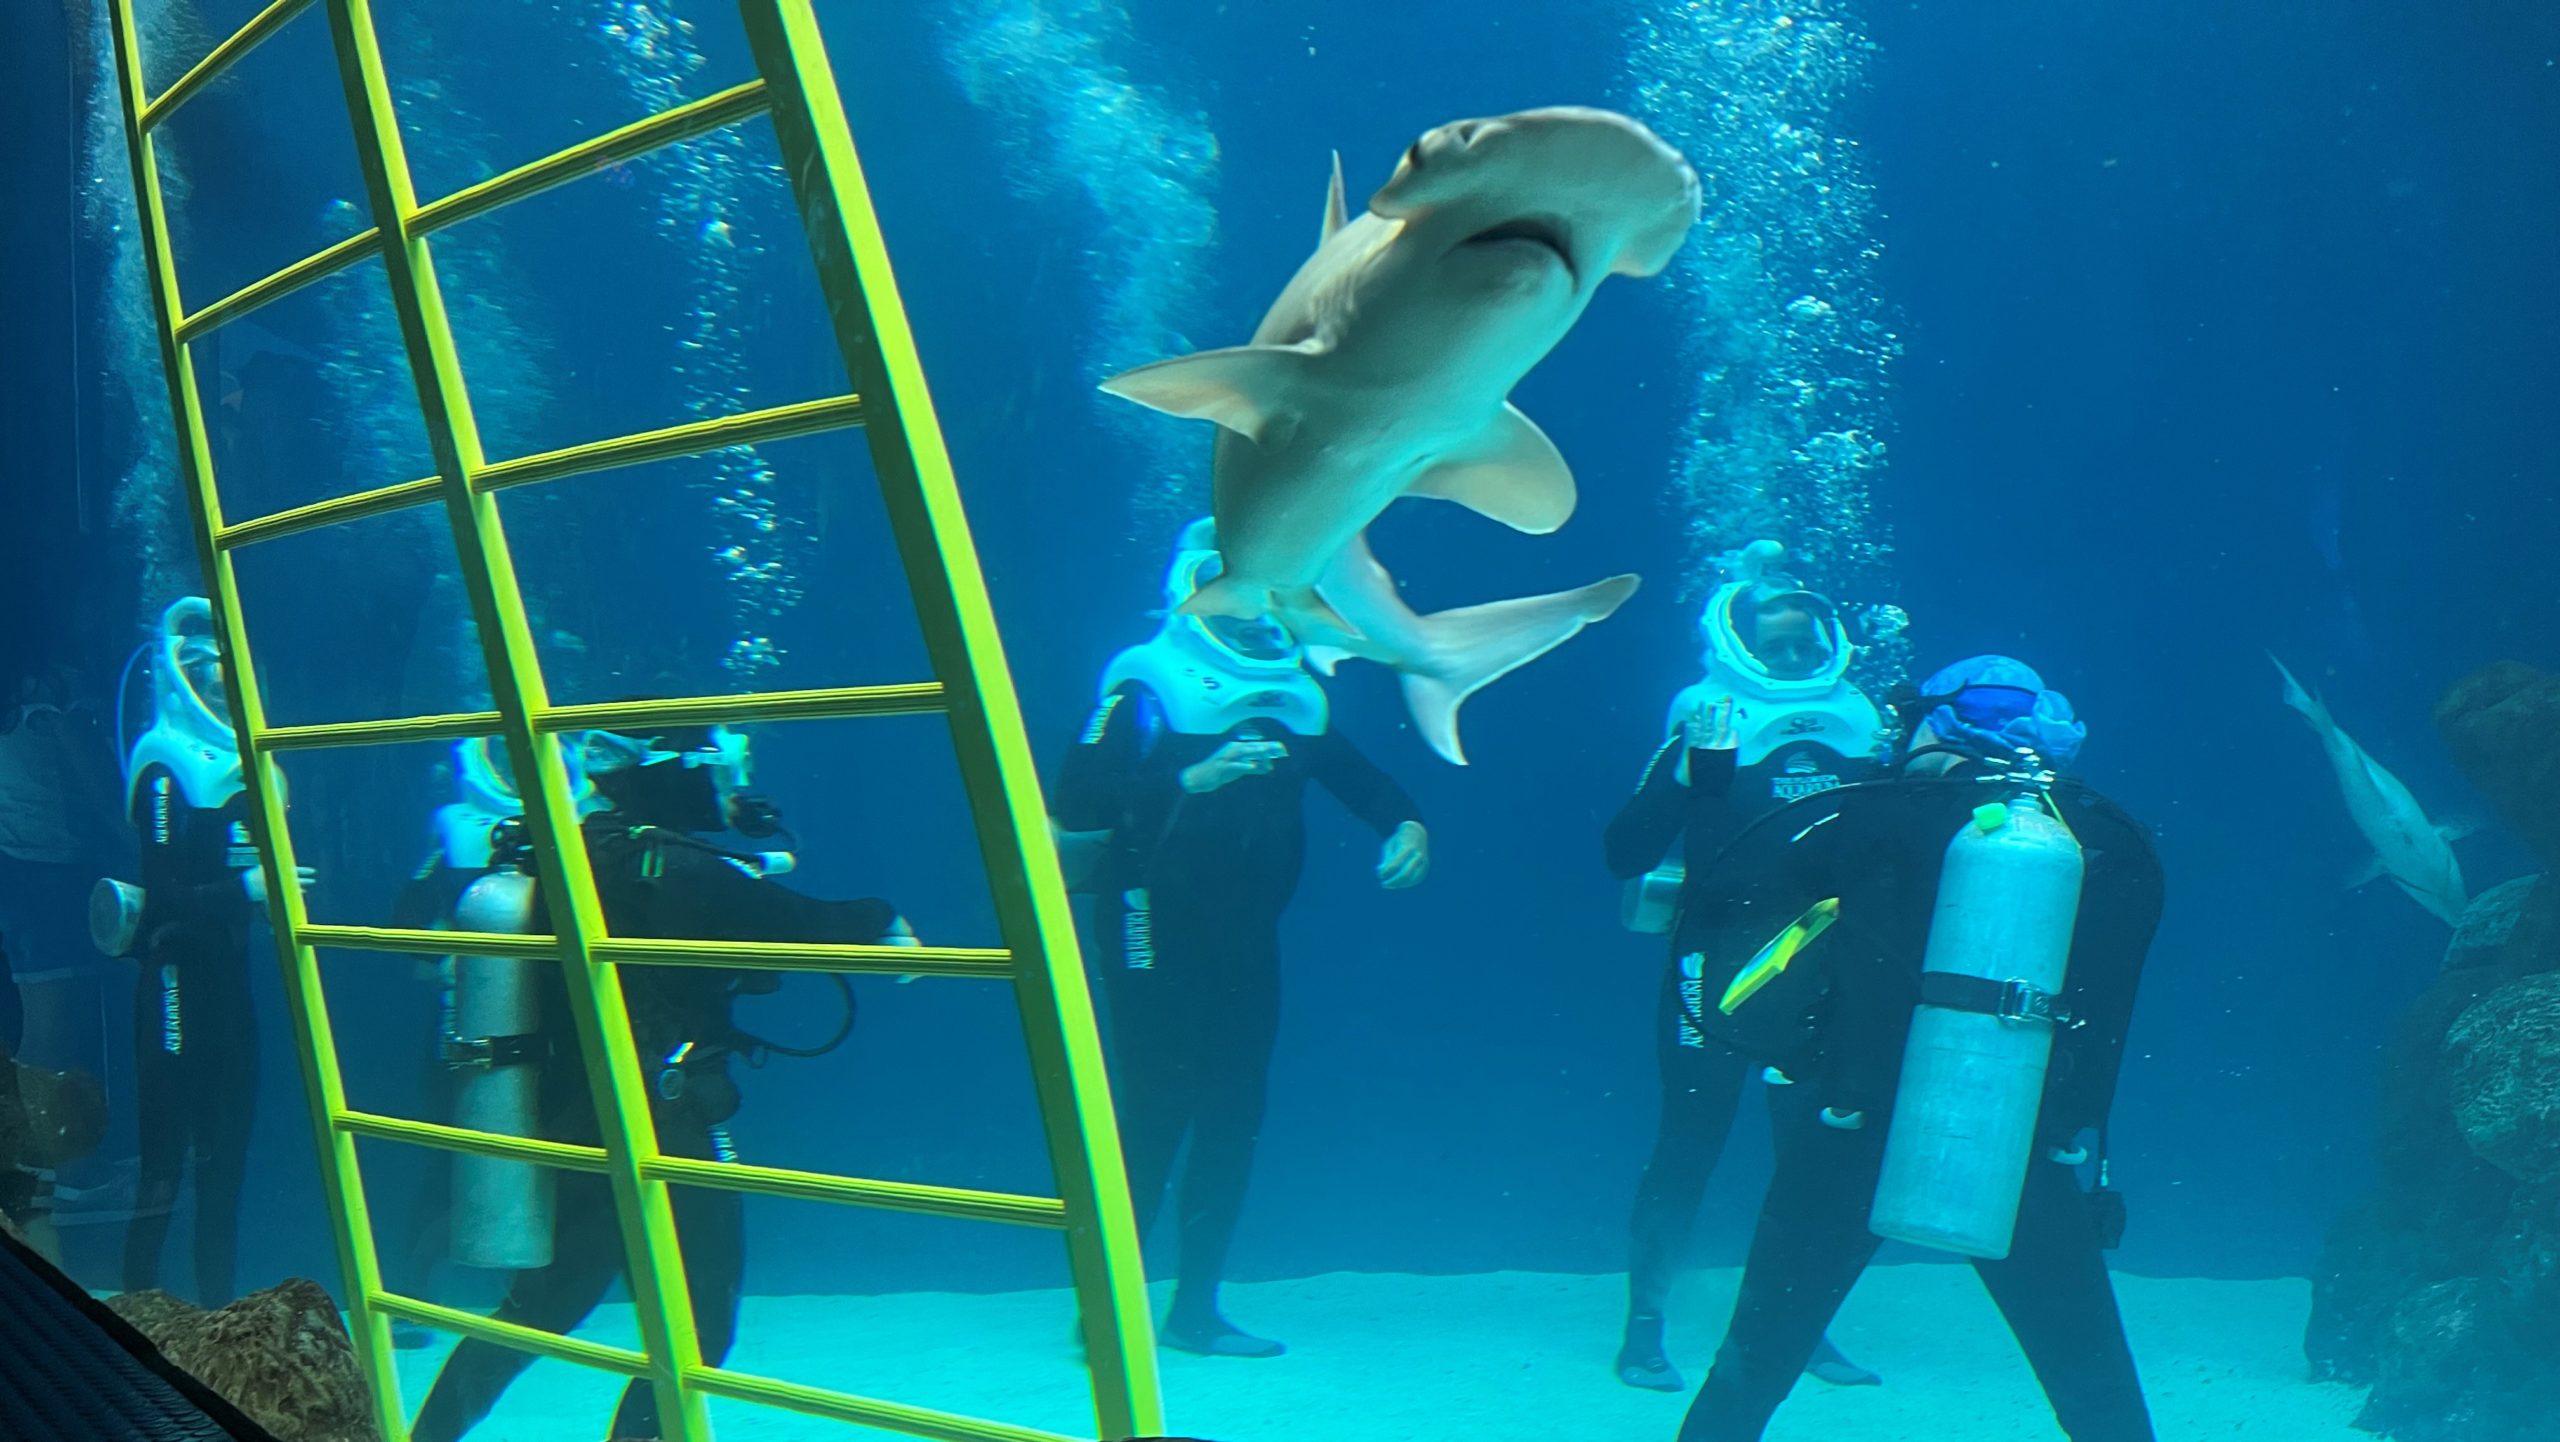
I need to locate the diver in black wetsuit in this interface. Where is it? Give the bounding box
[1676,656,2161,1442]
[1603,545,1886,1392]
[408,720,908,1442]
[1052,519,1428,1359]
[116,599,308,1307]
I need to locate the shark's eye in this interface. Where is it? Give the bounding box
[1403,140,1425,172]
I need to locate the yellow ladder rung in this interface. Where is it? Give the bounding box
[335,1108,608,1172]
[139,0,313,132]
[179,226,386,344]
[593,936,1007,980]
[252,709,505,752]
[372,1291,651,1377]
[295,923,556,959]
[645,1155,1066,1228]
[685,1365,1085,1442]
[473,394,866,495]
[215,474,439,550]
[412,80,775,238]
[534,683,944,734]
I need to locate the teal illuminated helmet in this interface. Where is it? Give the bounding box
[1162,518,1301,670]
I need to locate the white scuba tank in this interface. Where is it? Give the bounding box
[449,863,553,1270]
[1870,794,2085,1259]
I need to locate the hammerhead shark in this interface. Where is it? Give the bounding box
[1098,106,1693,763]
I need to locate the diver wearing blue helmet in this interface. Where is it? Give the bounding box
[1674,655,2161,1442]
[1602,541,1888,1393]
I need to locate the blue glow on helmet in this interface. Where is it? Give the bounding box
[454,735,600,817]
[1161,518,1303,672]
[1917,655,2087,769]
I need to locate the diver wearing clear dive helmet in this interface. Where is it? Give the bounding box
[1052,519,1429,1358]
[1674,657,2161,1442]
[1602,541,1886,1393]
[95,599,311,1306]
[407,718,908,1442]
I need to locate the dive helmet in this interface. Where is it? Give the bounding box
[1698,540,1855,697]
[1099,519,1328,737]
[124,597,244,811]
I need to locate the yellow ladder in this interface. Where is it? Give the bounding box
[103,3,1163,1439]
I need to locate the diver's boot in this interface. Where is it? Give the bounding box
[1805,1333,1881,1387]
[1617,1310,1684,1391]
[1162,1291,1284,1358]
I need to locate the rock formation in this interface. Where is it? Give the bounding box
[2306,661,2560,1439]
[109,1279,383,1442]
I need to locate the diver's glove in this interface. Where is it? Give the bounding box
[1376,821,1429,890]
[1675,696,1740,786]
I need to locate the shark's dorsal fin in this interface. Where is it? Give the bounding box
[1098,344,1313,444]
[1406,403,1577,534]
[1322,151,1349,243]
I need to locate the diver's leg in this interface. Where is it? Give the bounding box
[121,962,183,1294]
[608,1166,745,1441]
[1095,891,1189,1248]
[1161,917,1282,1358]
[408,1171,622,1442]
[188,965,256,1307]
[1621,965,1748,1391]
[1974,1159,2156,1442]
[1678,1095,1885,1442]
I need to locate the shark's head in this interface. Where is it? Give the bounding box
[1369,106,1700,289]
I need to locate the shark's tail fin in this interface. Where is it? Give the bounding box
[1400,574,1642,766]
[2269,651,2334,730]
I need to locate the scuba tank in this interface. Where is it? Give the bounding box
[89,879,145,958]
[447,820,553,1270]
[1870,781,2085,1259]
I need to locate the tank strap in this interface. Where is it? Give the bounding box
[441,1033,548,1071]
[1918,972,2076,1028]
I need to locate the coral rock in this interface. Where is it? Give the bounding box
[108,1280,382,1442]
[2445,972,2560,1185]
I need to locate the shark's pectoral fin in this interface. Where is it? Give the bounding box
[1322,152,1349,243]
[2343,853,2389,891]
[1098,344,1314,444]
[1399,572,1642,765]
[1407,404,1578,534]
[1176,573,1276,623]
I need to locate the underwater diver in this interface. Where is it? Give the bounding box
[1052,519,1429,1359]
[1603,542,1886,1393]
[406,719,907,1442]
[1674,656,2161,1442]
[107,598,307,1306]
[379,736,615,1350]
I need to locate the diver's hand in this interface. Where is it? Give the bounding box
[1675,697,1739,785]
[1376,820,1430,890]
[240,865,317,904]
[1180,740,1288,794]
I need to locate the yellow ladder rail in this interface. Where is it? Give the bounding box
[105,2,404,1433]
[107,0,1164,1435]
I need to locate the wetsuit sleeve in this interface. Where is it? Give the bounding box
[654,843,900,948]
[1052,685,1150,832]
[132,772,246,915]
[389,851,469,930]
[1602,737,1739,878]
[1303,729,1422,836]
[2046,819,2164,1141]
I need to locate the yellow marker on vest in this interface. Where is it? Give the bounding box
[1718,896,1843,1015]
